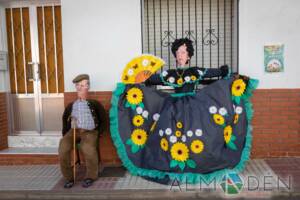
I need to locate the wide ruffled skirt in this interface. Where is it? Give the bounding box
[109,77,258,183]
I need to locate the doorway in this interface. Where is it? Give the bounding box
[6,4,64,136]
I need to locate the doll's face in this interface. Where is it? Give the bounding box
[176,44,190,66]
[75,79,90,99]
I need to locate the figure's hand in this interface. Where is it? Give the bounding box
[233,74,250,82]
[220,65,229,77]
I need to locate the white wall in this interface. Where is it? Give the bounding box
[0,6,8,92]
[62,0,142,92]
[239,0,300,89]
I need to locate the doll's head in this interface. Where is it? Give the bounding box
[72,74,90,100]
[171,38,194,66]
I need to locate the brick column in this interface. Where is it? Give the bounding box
[0,92,9,150]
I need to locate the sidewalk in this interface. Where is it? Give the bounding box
[0,158,299,199]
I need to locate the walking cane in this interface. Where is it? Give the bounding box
[71,117,78,183]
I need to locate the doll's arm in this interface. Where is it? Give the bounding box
[62,103,73,136]
[94,101,108,135]
[197,65,229,78]
[145,73,164,86]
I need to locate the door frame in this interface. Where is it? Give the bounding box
[4,0,63,136]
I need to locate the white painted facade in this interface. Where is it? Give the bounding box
[239,0,300,89]
[0,0,299,92]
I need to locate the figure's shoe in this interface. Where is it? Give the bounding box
[63,180,74,188]
[81,178,94,188]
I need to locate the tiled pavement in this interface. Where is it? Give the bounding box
[0,158,299,199]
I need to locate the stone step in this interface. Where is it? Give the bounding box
[8,135,61,148]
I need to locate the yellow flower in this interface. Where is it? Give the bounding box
[170,142,189,162]
[191,75,197,81]
[190,140,204,154]
[176,122,183,129]
[175,130,182,137]
[177,78,183,85]
[160,138,168,151]
[132,115,144,127]
[126,87,143,105]
[232,79,246,97]
[131,129,147,146]
[213,114,225,125]
[224,125,233,143]
[234,114,239,124]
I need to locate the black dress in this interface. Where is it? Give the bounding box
[110,64,258,184]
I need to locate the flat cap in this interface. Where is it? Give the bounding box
[72,74,90,83]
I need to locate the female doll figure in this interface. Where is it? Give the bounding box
[110,38,258,184]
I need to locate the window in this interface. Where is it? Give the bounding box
[141,0,239,73]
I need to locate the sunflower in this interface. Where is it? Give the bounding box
[190,140,204,154]
[224,125,233,143]
[234,114,239,124]
[177,78,184,85]
[176,122,183,129]
[170,142,189,162]
[126,87,143,105]
[213,114,225,125]
[175,130,182,137]
[160,138,168,151]
[131,129,147,146]
[191,75,197,81]
[132,115,144,127]
[232,79,246,97]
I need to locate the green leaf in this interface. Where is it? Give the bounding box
[131,104,137,110]
[125,101,131,108]
[178,161,186,171]
[235,97,241,105]
[231,135,237,141]
[227,141,237,151]
[126,139,132,146]
[131,144,140,153]
[139,102,145,109]
[186,159,196,168]
[170,160,178,168]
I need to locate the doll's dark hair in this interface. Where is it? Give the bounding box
[171,38,194,59]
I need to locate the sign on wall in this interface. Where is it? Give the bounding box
[264,44,284,73]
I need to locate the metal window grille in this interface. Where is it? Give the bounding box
[141,0,239,73]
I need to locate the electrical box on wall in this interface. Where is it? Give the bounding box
[0,51,8,71]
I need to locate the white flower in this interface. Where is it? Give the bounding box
[233,104,236,110]
[153,113,160,121]
[209,106,217,114]
[184,76,191,82]
[219,107,228,116]
[168,77,175,83]
[187,130,193,137]
[142,110,149,118]
[170,135,177,143]
[159,130,164,137]
[162,71,168,77]
[136,106,143,114]
[235,106,243,114]
[165,128,172,135]
[127,68,134,76]
[181,135,187,142]
[195,129,203,137]
[198,70,204,76]
[142,59,149,66]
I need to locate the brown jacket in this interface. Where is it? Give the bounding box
[62,99,108,136]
